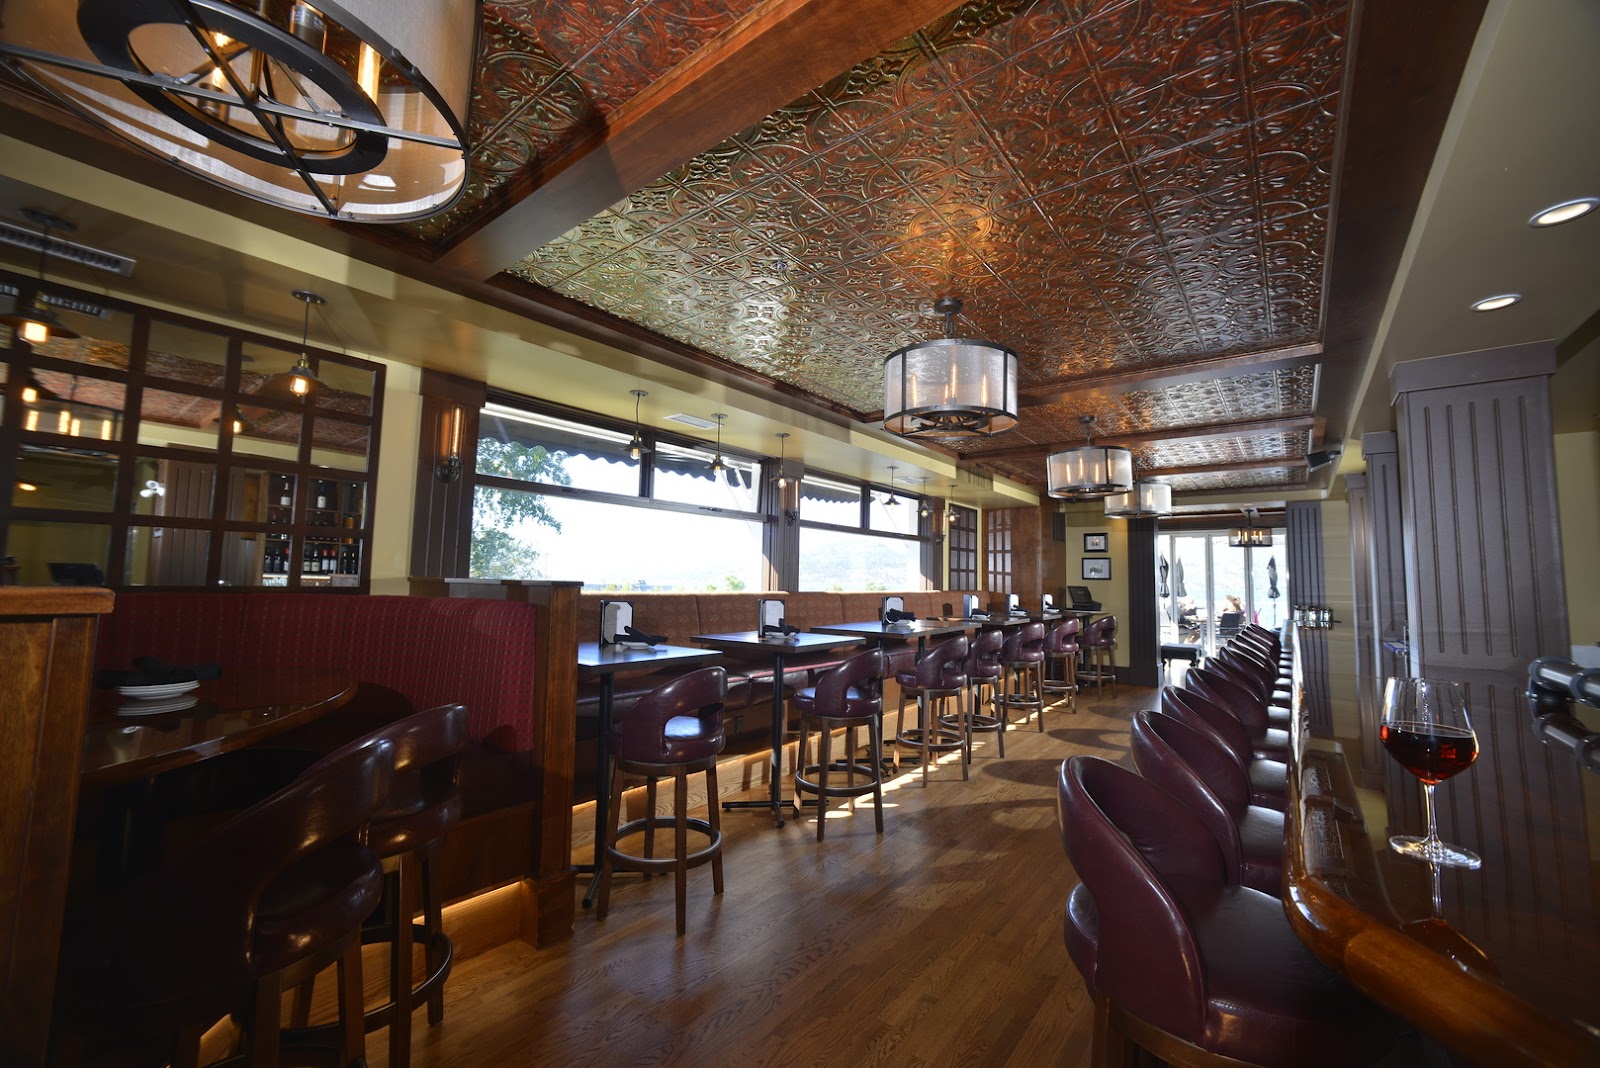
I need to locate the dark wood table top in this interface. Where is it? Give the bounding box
[936,614,1031,627]
[1283,670,1600,1065]
[80,666,357,787]
[691,630,863,656]
[809,619,975,640]
[576,641,722,676]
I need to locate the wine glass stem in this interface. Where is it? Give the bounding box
[1421,781,1440,851]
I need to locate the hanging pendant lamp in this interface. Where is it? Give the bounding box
[1104,480,1172,517]
[1046,415,1133,499]
[773,432,792,489]
[627,389,650,460]
[884,297,1018,439]
[708,413,727,472]
[281,290,325,398]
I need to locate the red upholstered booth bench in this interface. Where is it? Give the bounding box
[94,590,575,944]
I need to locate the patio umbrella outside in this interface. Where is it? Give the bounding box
[1159,554,1170,600]
[1267,556,1280,626]
[1174,557,1187,599]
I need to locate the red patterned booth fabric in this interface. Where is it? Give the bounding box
[95,593,543,754]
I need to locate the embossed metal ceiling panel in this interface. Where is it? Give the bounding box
[506,0,1348,493]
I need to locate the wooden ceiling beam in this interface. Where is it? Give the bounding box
[1018,342,1323,408]
[1143,457,1308,479]
[959,415,1316,463]
[435,0,962,278]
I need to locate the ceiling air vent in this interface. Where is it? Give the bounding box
[0,281,110,319]
[664,413,719,430]
[0,218,136,276]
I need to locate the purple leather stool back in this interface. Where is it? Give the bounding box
[1001,621,1046,663]
[1186,665,1269,734]
[1160,686,1253,770]
[611,666,727,765]
[896,634,970,690]
[799,646,884,718]
[1056,756,1218,1040]
[1131,710,1249,872]
[1045,616,1080,654]
[964,627,1005,680]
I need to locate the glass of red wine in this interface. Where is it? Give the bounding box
[1380,677,1481,869]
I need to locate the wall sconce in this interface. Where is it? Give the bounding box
[435,402,463,483]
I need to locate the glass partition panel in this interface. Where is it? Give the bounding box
[12,447,117,510]
[225,468,296,526]
[18,373,124,446]
[219,530,283,587]
[125,524,210,586]
[314,360,375,417]
[146,320,229,387]
[13,300,134,369]
[2,520,111,586]
[138,386,220,451]
[309,416,370,472]
[470,486,763,590]
[230,405,303,462]
[132,455,216,519]
[799,527,923,591]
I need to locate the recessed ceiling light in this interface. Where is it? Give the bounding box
[1470,293,1521,312]
[1529,197,1598,227]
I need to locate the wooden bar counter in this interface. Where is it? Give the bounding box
[1282,645,1600,1066]
[0,586,114,1067]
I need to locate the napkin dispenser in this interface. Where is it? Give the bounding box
[962,593,990,620]
[1007,593,1026,616]
[759,597,798,640]
[601,600,663,648]
[1042,593,1060,616]
[882,595,915,628]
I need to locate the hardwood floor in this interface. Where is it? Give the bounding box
[379,684,1148,1068]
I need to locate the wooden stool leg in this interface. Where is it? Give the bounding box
[388,855,418,1068]
[706,762,724,896]
[337,940,365,1068]
[422,847,447,1026]
[643,775,658,874]
[249,971,282,1067]
[673,767,689,936]
[1033,663,1045,731]
[815,721,832,841]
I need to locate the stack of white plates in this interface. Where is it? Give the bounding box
[116,695,199,716]
[117,680,200,700]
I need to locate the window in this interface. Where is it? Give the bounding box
[986,509,1014,595]
[948,504,978,589]
[797,472,927,591]
[472,398,766,591]
[1159,530,1285,654]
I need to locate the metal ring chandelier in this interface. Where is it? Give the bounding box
[883,297,1018,439]
[0,0,478,222]
[1104,480,1172,517]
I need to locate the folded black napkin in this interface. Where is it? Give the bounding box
[884,609,918,623]
[96,656,221,689]
[621,625,667,647]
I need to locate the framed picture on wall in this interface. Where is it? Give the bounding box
[1083,532,1108,552]
[1082,557,1112,580]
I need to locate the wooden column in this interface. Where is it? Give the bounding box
[410,371,487,579]
[1286,501,1332,737]
[1389,344,1585,916]
[0,587,113,1067]
[1344,473,1385,788]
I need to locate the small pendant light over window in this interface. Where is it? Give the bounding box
[773,431,792,489]
[627,389,650,460]
[882,465,899,506]
[708,413,727,473]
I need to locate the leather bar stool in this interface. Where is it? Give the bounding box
[1207,656,1293,729]
[1130,710,1285,896]
[996,621,1047,734]
[1056,756,1399,1068]
[1041,616,1080,711]
[597,666,728,935]
[1160,686,1287,811]
[288,704,468,1068]
[793,648,886,841]
[947,627,1006,758]
[58,735,395,1068]
[894,635,970,786]
[1187,664,1291,751]
[1081,615,1118,697]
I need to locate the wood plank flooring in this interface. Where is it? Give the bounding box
[377,684,1147,1068]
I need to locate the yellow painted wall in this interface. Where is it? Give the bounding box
[370,363,421,594]
[1555,429,1600,653]
[1063,502,1128,668]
